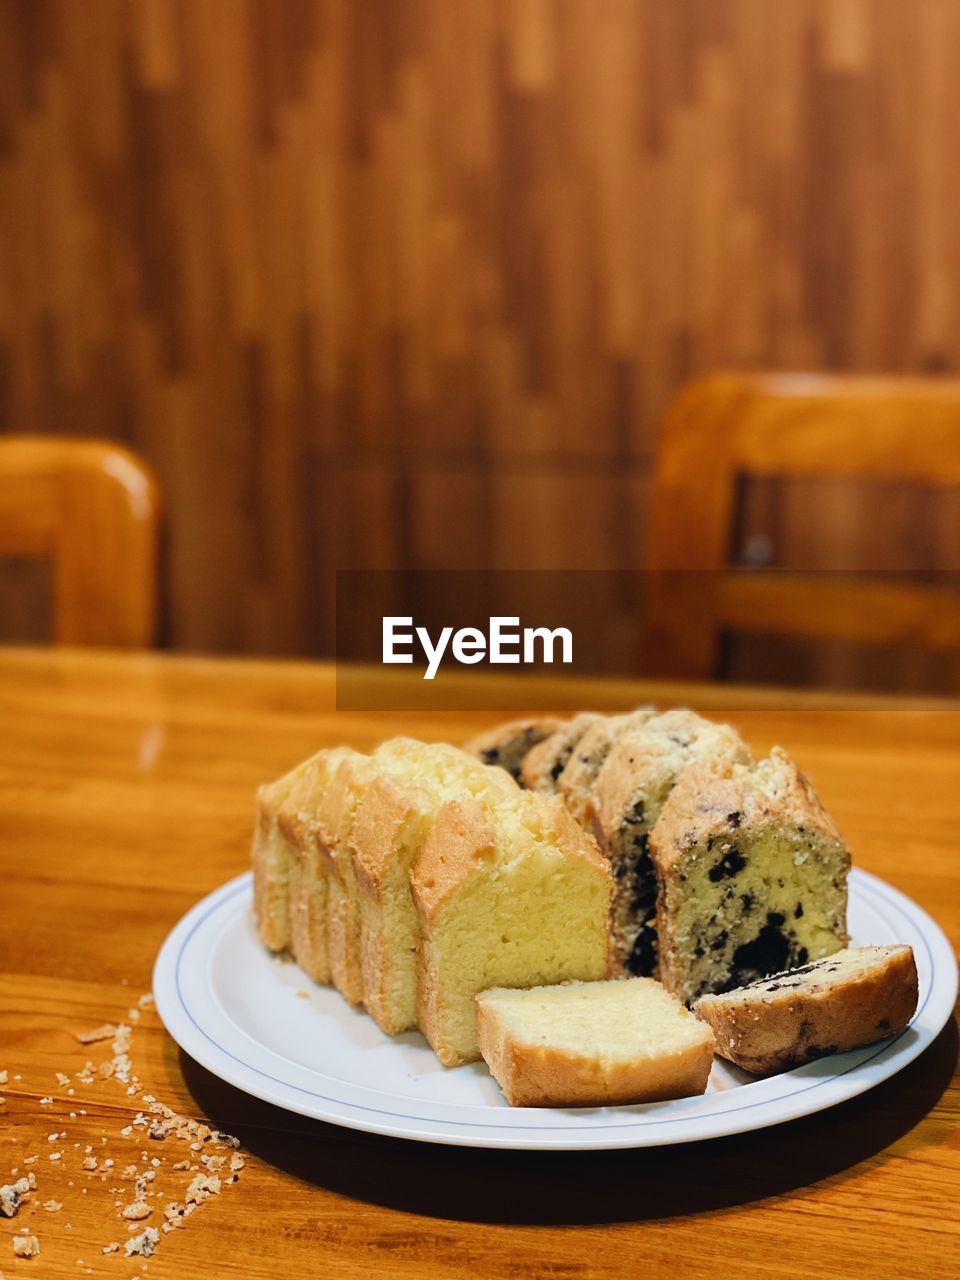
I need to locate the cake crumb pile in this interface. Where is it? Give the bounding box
[1,990,248,1267]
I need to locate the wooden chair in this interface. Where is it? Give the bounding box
[644,373,960,679]
[0,437,160,647]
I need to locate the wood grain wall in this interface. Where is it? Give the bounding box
[1,0,959,686]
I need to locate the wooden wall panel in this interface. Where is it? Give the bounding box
[0,0,958,688]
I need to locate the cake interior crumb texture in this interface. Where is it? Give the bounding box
[476,977,715,1106]
[480,979,711,1061]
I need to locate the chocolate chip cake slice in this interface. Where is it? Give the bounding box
[652,748,850,1005]
[520,713,604,793]
[556,708,656,826]
[693,945,918,1074]
[464,717,565,782]
[591,709,753,978]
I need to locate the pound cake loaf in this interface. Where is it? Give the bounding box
[410,790,612,1066]
[252,749,333,954]
[592,710,753,978]
[464,718,565,782]
[476,978,715,1107]
[349,740,518,1035]
[520,714,603,793]
[653,748,850,1004]
[556,708,656,827]
[693,945,918,1073]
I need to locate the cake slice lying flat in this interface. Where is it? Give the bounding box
[652,748,850,1004]
[464,718,565,782]
[591,709,752,978]
[410,791,612,1066]
[693,945,918,1074]
[350,740,518,1035]
[476,978,715,1107]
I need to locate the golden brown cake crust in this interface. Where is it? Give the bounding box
[410,793,608,925]
[651,747,846,879]
[592,710,751,847]
[693,946,918,1074]
[349,775,419,900]
[557,708,656,826]
[409,800,497,925]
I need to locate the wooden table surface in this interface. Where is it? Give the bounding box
[1,648,958,1280]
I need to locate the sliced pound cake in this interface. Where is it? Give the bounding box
[410,790,612,1066]
[278,746,353,982]
[693,945,918,1073]
[252,749,332,953]
[476,978,715,1107]
[652,748,850,1005]
[464,718,565,782]
[556,708,656,826]
[520,714,604,793]
[314,750,379,1005]
[591,709,753,978]
[349,740,518,1035]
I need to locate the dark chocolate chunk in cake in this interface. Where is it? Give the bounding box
[463,717,564,783]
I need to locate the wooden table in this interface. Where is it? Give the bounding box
[1,648,958,1280]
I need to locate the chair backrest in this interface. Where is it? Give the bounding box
[0,437,159,647]
[644,373,960,678]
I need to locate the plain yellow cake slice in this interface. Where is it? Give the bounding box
[277,746,352,982]
[349,739,519,1035]
[251,749,331,954]
[314,750,378,1005]
[476,978,716,1107]
[410,790,612,1066]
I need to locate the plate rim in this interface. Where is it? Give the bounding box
[153,868,957,1150]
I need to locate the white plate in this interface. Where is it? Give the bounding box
[153,869,957,1150]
